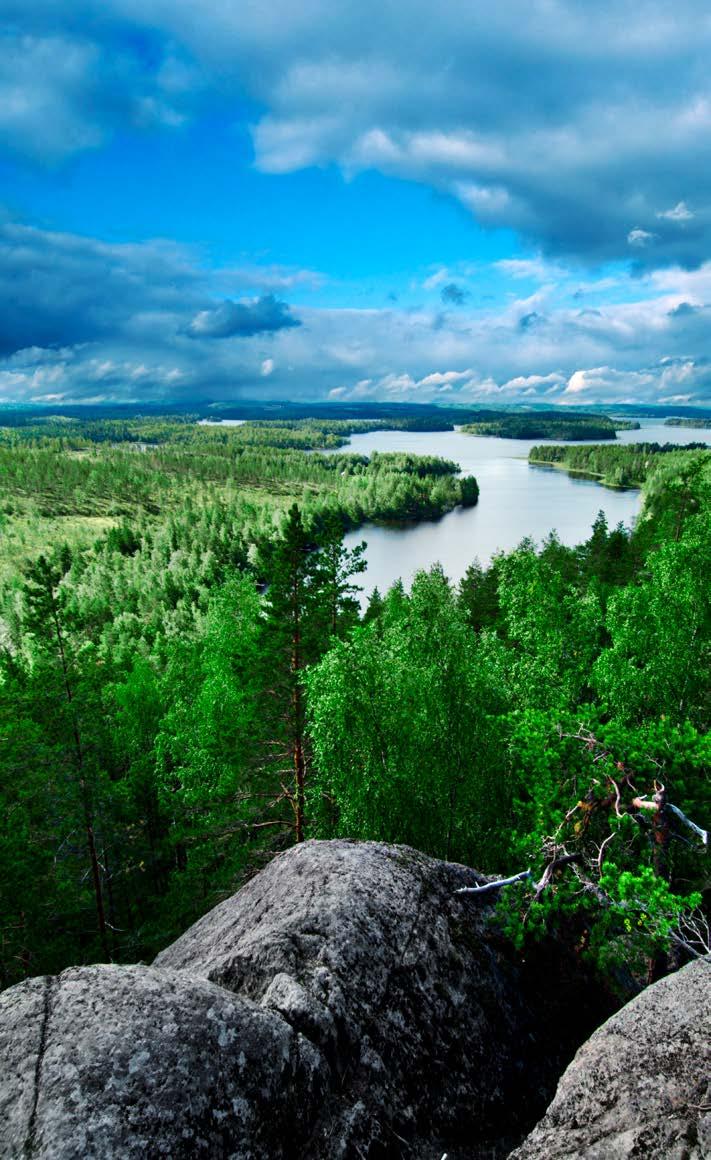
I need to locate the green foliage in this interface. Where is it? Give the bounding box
[462,413,620,440]
[529,441,709,488]
[307,567,510,866]
[0,413,708,990]
[593,533,710,726]
[593,865,701,976]
[496,543,603,711]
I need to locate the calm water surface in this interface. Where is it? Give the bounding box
[343,420,711,600]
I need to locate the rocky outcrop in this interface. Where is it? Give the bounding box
[1,965,324,1159]
[510,956,711,1160]
[154,839,551,1157]
[0,840,615,1159]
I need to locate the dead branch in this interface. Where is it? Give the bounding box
[665,804,708,848]
[609,776,623,818]
[455,869,533,896]
[571,863,614,906]
[596,830,618,873]
[669,931,711,961]
[676,910,711,956]
[533,852,583,899]
[455,853,583,899]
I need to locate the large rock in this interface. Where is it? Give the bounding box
[0,839,614,1159]
[155,839,585,1157]
[510,956,711,1160]
[0,964,325,1159]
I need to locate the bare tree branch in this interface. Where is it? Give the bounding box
[456,853,583,899]
[533,852,583,899]
[455,869,533,896]
[669,931,711,960]
[666,804,708,848]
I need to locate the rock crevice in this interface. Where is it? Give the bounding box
[25,974,54,1159]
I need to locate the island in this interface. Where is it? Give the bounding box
[461,412,640,441]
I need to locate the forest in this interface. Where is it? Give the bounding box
[664,417,711,429]
[0,417,708,993]
[529,440,710,487]
[0,419,477,590]
[461,414,639,440]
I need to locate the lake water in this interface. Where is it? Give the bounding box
[343,420,711,600]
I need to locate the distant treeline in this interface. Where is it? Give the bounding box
[1,399,659,432]
[664,418,711,430]
[462,414,639,441]
[529,442,710,488]
[0,416,447,450]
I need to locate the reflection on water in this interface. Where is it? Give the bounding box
[343,420,710,601]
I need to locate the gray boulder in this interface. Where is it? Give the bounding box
[0,839,613,1159]
[0,964,325,1159]
[510,956,711,1160]
[157,839,553,1157]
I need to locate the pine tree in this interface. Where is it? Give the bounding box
[23,549,110,960]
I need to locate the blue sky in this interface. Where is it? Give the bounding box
[2,1,711,407]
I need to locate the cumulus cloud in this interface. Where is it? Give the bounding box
[667,301,700,317]
[2,2,711,267]
[185,296,300,339]
[160,0,711,266]
[627,228,657,248]
[657,201,694,222]
[2,215,711,408]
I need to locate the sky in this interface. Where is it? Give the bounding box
[2,1,711,408]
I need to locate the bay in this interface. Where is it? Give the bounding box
[343,419,711,600]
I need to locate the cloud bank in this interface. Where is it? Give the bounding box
[2,4,711,407]
[1,217,710,407]
[4,2,711,267]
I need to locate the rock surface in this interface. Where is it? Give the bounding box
[0,964,326,1159]
[0,839,614,1159]
[156,839,557,1157]
[510,956,711,1160]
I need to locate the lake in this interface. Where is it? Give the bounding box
[343,420,711,601]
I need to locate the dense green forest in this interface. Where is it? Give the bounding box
[664,418,711,430]
[0,414,455,451]
[0,418,708,992]
[529,441,710,487]
[462,414,639,440]
[0,419,477,589]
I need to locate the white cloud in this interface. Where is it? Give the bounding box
[495,258,566,282]
[2,2,711,270]
[418,369,474,387]
[501,372,565,391]
[2,218,711,408]
[422,268,450,290]
[215,265,325,293]
[657,201,694,222]
[627,228,656,248]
